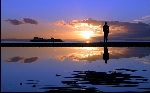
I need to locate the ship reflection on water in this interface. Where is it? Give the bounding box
[1,47,150,92]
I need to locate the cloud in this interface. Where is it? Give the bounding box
[54,19,128,34]
[55,20,66,26]
[134,15,150,24]
[4,19,23,25]
[55,18,101,27]
[55,18,150,40]
[57,53,101,62]
[4,18,38,25]
[135,58,150,65]
[55,20,67,26]
[5,56,38,63]
[5,56,24,62]
[23,18,38,25]
[24,57,38,63]
[54,18,103,34]
[57,47,150,63]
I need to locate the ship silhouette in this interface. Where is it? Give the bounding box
[30,37,63,42]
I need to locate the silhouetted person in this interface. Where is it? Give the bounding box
[103,47,109,64]
[103,22,109,42]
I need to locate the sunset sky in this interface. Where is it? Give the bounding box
[1,0,150,40]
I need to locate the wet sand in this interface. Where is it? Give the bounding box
[1,42,150,47]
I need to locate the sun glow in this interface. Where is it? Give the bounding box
[80,31,94,39]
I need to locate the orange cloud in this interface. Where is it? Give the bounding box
[55,20,66,26]
[57,47,150,63]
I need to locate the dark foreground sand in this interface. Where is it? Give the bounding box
[1,42,150,47]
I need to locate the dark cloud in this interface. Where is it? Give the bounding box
[24,57,38,63]
[100,21,150,40]
[5,56,24,62]
[4,18,38,25]
[110,47,150,59]
[23,18,38,25]
[4,19,23,25]
[5,56,38,63]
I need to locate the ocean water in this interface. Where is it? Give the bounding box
[1,39,150,43]
[1,47,150,92]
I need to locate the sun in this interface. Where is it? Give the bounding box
[80,31,94,39]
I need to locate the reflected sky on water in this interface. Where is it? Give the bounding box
[1,47,150,92]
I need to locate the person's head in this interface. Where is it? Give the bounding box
[105,22,107,25]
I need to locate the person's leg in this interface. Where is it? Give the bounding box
[104,35,105,42]
[104,34,106,42]
[106,34,108,42]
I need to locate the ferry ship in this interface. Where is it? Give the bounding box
[30,37,63,42]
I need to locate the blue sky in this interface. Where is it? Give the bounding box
[1,0,150,39]
[2,0,150,22]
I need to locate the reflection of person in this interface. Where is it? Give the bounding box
[103,47,109,64]
[103,22,109,42]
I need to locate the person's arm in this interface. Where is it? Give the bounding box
[108,26,109,33]
[103,26,104,32]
